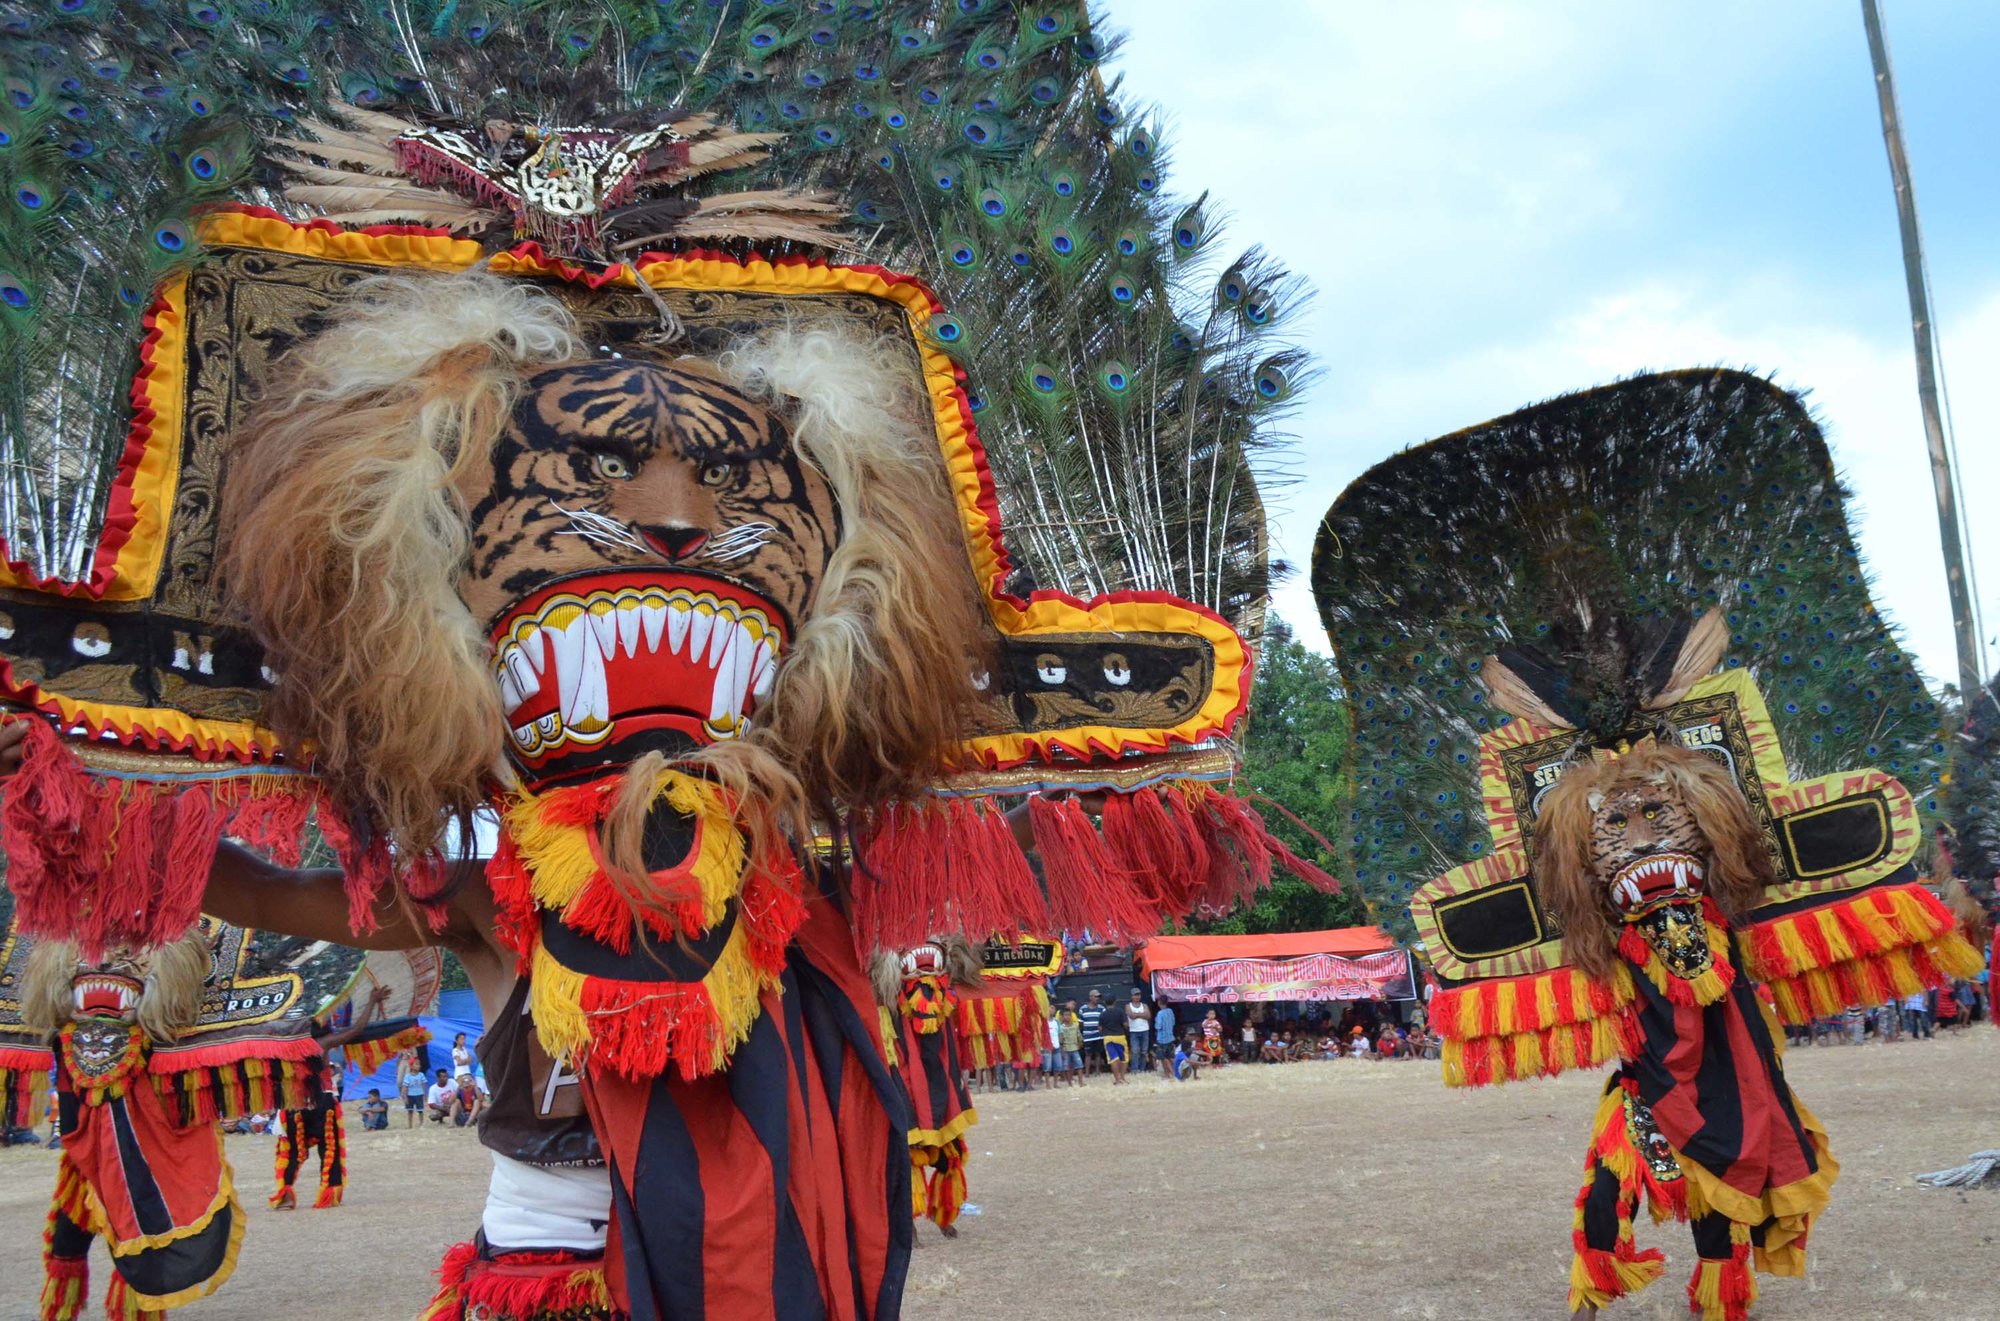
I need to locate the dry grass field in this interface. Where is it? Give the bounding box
[1,1031,1991,1320]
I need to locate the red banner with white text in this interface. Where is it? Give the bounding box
[1152,949,1415,1003]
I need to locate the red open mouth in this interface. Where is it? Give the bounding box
[489,570,784,777]
[1608,851,1705,912]
[72,972,141,1018]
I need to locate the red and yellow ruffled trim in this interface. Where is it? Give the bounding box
[1745,881,1985,1023]
[1430,963,1637,1087]
[491,770,804,1082]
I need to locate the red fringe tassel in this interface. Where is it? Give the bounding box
[2,721,221,957]
[851,798,1049,951]
[424,1239,612,1321]
[1028,795,1157,942]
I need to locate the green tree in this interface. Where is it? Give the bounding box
[1181,615,1368,935]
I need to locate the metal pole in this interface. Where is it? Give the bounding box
[1860,0,1982,699]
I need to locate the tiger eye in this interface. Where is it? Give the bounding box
[592,452,632,481]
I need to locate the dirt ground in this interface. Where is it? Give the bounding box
[1,1031,1992,1320]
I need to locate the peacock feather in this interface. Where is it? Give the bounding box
[1310,369,1945,913]
[0,1,1305,631]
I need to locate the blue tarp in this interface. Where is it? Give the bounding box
[342,987,485,1101]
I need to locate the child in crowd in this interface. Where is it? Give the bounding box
[359,1088,390,1131]
[1054,1003,1083,1087]
[1200,1009,1225,1066]
[1173,1032,1200,1081]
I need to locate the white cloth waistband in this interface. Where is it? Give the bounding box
[481,1150,613,1253]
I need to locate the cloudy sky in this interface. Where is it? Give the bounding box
[1110,1,2000,690]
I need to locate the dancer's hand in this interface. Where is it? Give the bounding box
[0,718,28,779]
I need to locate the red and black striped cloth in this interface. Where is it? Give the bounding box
[580,891,914,1320]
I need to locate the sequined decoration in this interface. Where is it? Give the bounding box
[1632,899,1714,981]
[1622,1089,1684,1187]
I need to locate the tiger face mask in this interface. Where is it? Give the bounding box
[453,358,838,786]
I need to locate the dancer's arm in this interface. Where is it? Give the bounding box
[0,718,493,957]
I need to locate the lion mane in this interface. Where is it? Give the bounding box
[223,271,984,876]
[1532,739,1776,983]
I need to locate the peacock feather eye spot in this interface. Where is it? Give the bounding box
[59,0,86,9]
[189,151,217,179]
[963,121,989,144]
[950,243,974,265]
[856,200,881,220]
[281,64,308,82]
[1008,247,1030,267]
[973,95,998,112]
[1,285,28,309]
[66,137,94,158]
[118,285,141,304]
[1117,236,1137,255]
[919,86,942,104]
[1034,373,1055,391]
[468,24,490,38]
[812,124,842,145]
[1135,170,1158,192]
[1078,39,1102,61]
[188,95,210,116]
[780,101,804,118]
[856,63,881,80]
[750,28,777,48]
[15,187,43,210]
[810,26,837,44]
[872,151,894,170]
[977,52,1002,69]
[901,34,923,49]
[932,170,955,189]
[1036,14,1062,32]
[1050,233,1072,254]
[1031,79,1059,103]
[966,393,986,412]
[0,128,10,146]
[801,68,828,87]
[932,317,962,342]
[885,110,906,128]
[153,221,188,250]
[1094,102,1115,124]
[852,101,872,117]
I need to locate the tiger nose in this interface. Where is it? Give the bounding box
[641,524,709,561]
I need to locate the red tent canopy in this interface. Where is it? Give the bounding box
[1136,926,1398,974]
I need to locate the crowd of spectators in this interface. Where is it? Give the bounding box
[1782,978,1988,1047]
[981,985,1435,1091]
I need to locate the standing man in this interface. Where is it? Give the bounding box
[1125,989,1153,1074]
[1077,989,1109,1077]
[1153,998,1176,1072]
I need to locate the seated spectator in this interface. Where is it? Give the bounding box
[425,1069,455,1123]
[453,1072,484,1126]
[1375,1029,1397,1059]
[1347,1034,1369,1060]
[358,1088,390,1131]
[1259,1032,1288,1063]
[1172,1034,1199,1081]
[1317,1035,1340,1061]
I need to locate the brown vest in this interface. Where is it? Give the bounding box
[475,977,602,1168]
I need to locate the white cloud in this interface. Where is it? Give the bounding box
[1110,1,2000,694]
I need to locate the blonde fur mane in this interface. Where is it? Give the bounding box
[225,270,983,876]
[1533,739,1775,983]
